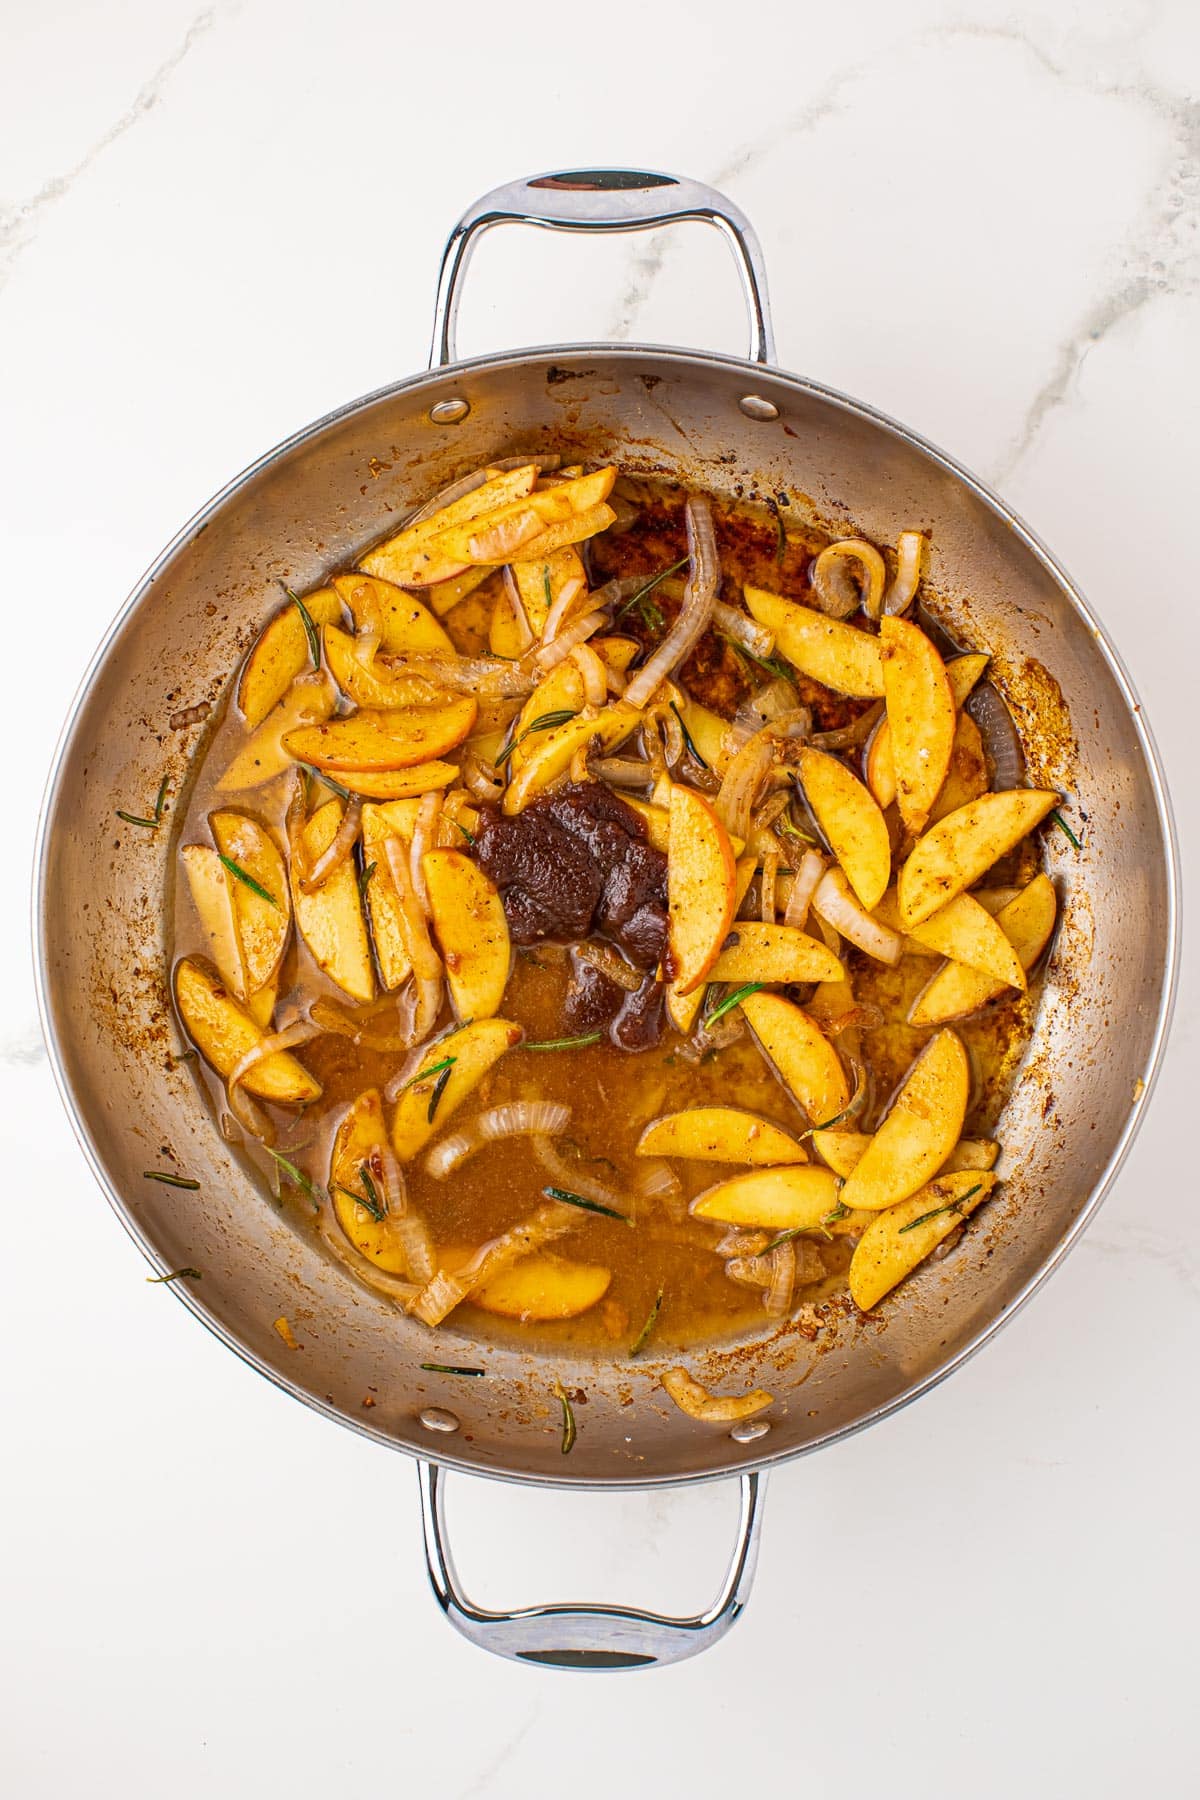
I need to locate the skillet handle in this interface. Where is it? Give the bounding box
[416,1459,767,1671]
[428,167,776,369]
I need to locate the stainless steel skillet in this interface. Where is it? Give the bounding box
[34,169,1180,1670]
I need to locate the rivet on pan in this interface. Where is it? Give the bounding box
[729,1418,770,1443]
[429,397,470,425]
[419,1406,461,1434]
[738,394,779,422]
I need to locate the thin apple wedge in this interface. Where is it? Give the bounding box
[849,1171,997,1310]
[238,589,343,729]
[929,711,989,823]
[427,468,617,565]
[508,502,616,562]
[330,573,453,654]
[709,922,844,986]
[667,785,737,996]
[503,704,640,814]
[181,843,244,1001]
[909,873,1057,1025]
[638,1107,808,1166]
[335,762,458,800]
[330,1088,414,1274]
[813,1127,997,1179]
[744,586,884,697]
[464,1250,612,1321]
[321,625,448,710]
[489,580,533,657]
[897,789,1059,927]
[865,653,988,811]
[740,991,850,1126]
[422,848,511,1020]
[879,615,955,834]
[621,797,671,852]
[510,547,587,637]
[421,565,496,618]
[174,957,320,1104]
[217,674,336,791]
[904,890,1026,989]
[290,800,375,1002]
[943,1139,1000,1172]
[690,1165,840,1230]
[674,694,732,775]
[799,746,891,910]
[359,465,538,588]
[361,800,419,989]
[208,811,290,997]
[839,1029,969,1212]
[391,1018,523,1161]
[284,698,477,773]
[507,663,586,770]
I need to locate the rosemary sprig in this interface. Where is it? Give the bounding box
[723,635,793,681]
[332,1175,384,1223]
[359,1163,386,1219]
[146,1266,202,1284]
[776,812,815,848]
[706,983,765,1028]
[217,851,280,910]
[898,1184,982,1235]
[494,709,580,766]
[116,775,170,831]
[614,556,688,628]
[543,567,553,615]
[1051,810,1082,850]
[395,1054,455,1095]
[753,1204,850,1255]
[285,585,321,669]
[554,1379,577,1455]
[142,1171,200,1190]
[448,816,476,846]
[427,1062,454,1123]
[543,1185,631,1224]
[801,1103,854,1140]
[263,1145,322,1211]
[669,700,708,769]
[421,1362,486,1377]
[357,860,376,902]
[629,1289,663,1357]
[299,763,354,801]
[524,1032,603,1052]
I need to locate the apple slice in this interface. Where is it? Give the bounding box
[740,991,850,1126]
[238,589,343,729]
[329,1088,414,1275]
[690,1165,840,1230]
[359,465,539,588]
[708,921,844,986]
[839,1029,969,1212]
[904,890,1025,989]
[330,573,453,654]
[667,785,737,996]
[208,810,290,996]
[815,1128,996,1179]
[799,747,891,910]
[744,585,884,696]
[849,1170,997,1310]
[865,652,989,812]
[321,625,448,710]
[638,1107,808,1166]
[428,468,617,565]
[290,799,375,1003]
[489,581,533,658]
[284,698,477,773]
[929,712,989,823]
[909,873,1057,1025]
[391,1018,523,1161]
[503,704,641,814]
[335,762,458,800]
[506,662,587,774]
[621,797,671,852]
[174,957,320,1104]
[422,849,511,1020]
[879,616,955,834]
[898,789,1060,927]
[217,674,336,791]
[420,565,496,619]
[944,1139,1000,1172]
[508,502,616,563]
[181,844,245,1000]
[360,800,419,990]
[510,547,588,637]
[464,1250,612,1321]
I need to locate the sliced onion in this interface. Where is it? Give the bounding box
[411,974,443,1043]
[491,453,561,474]
[606,492,640,534]
[660,1368,774,1423]
[714,1227,771,1258]
[760,849,779,925]
[883,531,927,615]
[424,1101,573,1178]
[812,868,903,964]
[811,699,885,751]
[408,1198,574,1326]
[575,940,642,992]
[532,608,606,671]
[316,1214,420,1307]
[461,750,504,804]
[402,466,499,529]
[784,848,827,931]
[571,642,608,706]
[299,797,361,893]
[311,994,423,1053]
[383,836,443,983]
[227,1019,322,1094]
[635,1159,682,1201]
[410,791,442,914]
[727,679,802,750]
[541,575,587,644]
[351,585,384,666]
[624,496,720,708]
[391,653,535,699]
[969,682,1025,790]
[590,756,654,788]
[725,1256,771,1291]
[226,1084,273,1143]
[763,1239,796,1316]
[501,568,536,651]
[532,1136,626,1210]
[812,540,887,620]
[711,600,775,658]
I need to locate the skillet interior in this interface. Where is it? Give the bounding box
[35,345,1178,1487]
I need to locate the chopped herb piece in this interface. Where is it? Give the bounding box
[427,1061,454,1123]
[448,816,476,846]
[554,1379,577,1455]
[116,774,170,830]
[771,499,788,563]
[142,1171,200,1190]
[898,1184,982,1235]
[629,1289,663,1357]
[669,700,708,769]
[754,1203,850,1255]
[543,1185,631,1223]
[421,1362,486,1377]
[299,763,353,801]
[543,567,553,614]
[706,983,765,1027]
[146,1266,202,1284]
[263,1145,322,1211]
[1051,810,1082,850]
[357,860,376,901]
[614,556,688,627]
[395,1054,455,1094]
[171,1049,198,1064]
[285,585,321,669]
[217,851,280,910]
[723,635,793,680]
[803,1104,853,1138]
[359,1163,387,1219]
[494,709,580,766]
[332,1179,384,1223]
[776,812,815,847]
[524,1032,603,1052]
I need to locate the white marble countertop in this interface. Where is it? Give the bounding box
[4,2,1197,1793]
